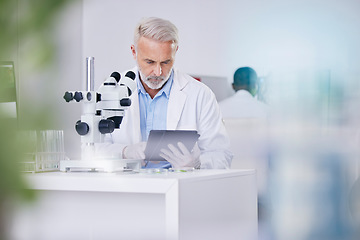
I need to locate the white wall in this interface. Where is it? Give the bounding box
[82,0,230,89]
[55,1,84,159]
[82,0,360,86]
[16,1,83,159]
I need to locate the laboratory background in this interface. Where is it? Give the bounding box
[1,0,360,239]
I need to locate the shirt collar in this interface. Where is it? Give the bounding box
[137,70,174,99]
[236,89,253,97]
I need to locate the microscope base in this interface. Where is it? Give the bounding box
[59,159,142,172]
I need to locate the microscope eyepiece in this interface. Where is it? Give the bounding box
[125,71,136,80]
[110,72,121,82]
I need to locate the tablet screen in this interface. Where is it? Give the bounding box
[145,130,200,161]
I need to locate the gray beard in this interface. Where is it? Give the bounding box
[143,77,168,89]
[138,68,172,90]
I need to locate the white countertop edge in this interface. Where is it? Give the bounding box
[22,169,255,193]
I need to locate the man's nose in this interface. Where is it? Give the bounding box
[153,64,162,76]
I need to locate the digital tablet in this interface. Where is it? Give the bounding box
[145,130,200,161]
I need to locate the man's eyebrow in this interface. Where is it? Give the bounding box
[143,58,172,64]
[144,58,155,62]
[161,59,171,64]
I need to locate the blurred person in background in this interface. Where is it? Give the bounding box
[219,67,270,234]
[219,67,268,119]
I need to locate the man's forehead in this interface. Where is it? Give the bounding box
[137,37,177,51]
[137,40,175,60]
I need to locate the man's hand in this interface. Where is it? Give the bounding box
[123,142,146,159]
[159,142,200,169]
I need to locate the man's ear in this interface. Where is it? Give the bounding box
[131,45,137,59]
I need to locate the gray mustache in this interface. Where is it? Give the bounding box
[146,76,164,81]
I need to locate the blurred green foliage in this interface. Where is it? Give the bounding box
[1,0,71,66]
[0,0,72,237]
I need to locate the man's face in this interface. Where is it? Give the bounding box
[131,37,177,90]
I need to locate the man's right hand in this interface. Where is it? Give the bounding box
[123,142,147,159]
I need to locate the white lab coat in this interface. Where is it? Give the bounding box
[98,67,232,169]
[219,90,269,119]
[219,90,269,194]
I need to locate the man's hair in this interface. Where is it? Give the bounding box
[134,17,179,50]
[233,67,258,93]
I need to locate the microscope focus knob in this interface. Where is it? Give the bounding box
[98,119,115,134]
[75,120,89,135]
[63,91,74,102]
[120,98,131,107]
[74,92,83,102]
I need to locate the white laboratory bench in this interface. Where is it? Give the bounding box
[10,169,258,240]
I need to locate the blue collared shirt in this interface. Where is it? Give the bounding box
[137,71,174,168]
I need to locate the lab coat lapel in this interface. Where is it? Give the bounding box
[129,90,141,142]
[167,70,187,130]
